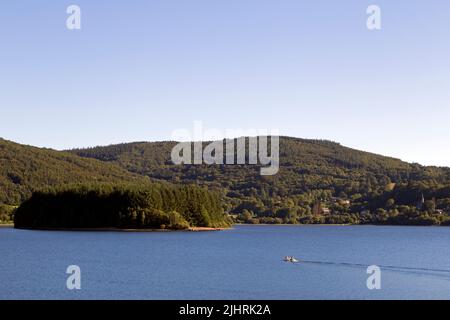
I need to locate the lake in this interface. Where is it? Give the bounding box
[1,225,450,300]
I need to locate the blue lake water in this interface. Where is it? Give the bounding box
[1,225,450,300]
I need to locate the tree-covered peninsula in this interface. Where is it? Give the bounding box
[14,183,231,230]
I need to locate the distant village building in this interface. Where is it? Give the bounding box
[312,201,331,215]
[312,201,322,215]
[331,197,350,206]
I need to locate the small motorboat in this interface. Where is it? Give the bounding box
[283,256,299,263]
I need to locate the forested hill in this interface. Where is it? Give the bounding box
[70,137,450,225]
[2,136,450,225]
[0,138,149,205]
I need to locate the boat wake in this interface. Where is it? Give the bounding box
[296,259,450,279]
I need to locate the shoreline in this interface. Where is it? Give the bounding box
[7,223,448,232]
[0,223,13,228]
[188,227,231,231]
[235,223,449,228]
[12,226,232,232]
[234,223,352,226]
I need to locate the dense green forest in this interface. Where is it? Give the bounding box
[70,137,450,226]
[0,204,15,223]
[0,138,148,205]
[14,183,230,230]
[1,136,450,227]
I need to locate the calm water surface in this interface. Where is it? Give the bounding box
[1,225,450,299]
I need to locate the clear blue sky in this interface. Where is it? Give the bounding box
[1,1,449,166]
